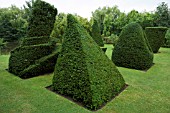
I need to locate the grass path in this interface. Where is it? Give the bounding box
[0,45,170,113]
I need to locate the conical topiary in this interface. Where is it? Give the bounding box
[145,27,168,53]
[91,19,104,47]
[112,22,153,70]
[52,14,125,110]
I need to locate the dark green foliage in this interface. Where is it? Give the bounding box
[27,0,57,37]
[112,23,153,70]
[8,0,58,78]
[19,50,60,78]
[145,27,168,53]
[21,36,49,46]
[0,19,18,42]
[8,44,55,75]
[52,14,125,110]
[91,19,104,47]
[155,2,170,27]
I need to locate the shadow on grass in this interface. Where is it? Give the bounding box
[5,68,52,80]
[45,84,128,111]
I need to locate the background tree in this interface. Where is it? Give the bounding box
[155,2,170,27]
[75,15,91,34]
[51,13,91,43]
[51,13,67,43]
[0,5,28,42]
[92,6,122,36]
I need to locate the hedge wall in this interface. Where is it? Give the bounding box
[27,0,57,37]
[21,36,50,46]
[8,44,55,75]
[145,27,168,53]
[91,19,104,47]
[52,14,125,110]
[19,50,60,78]
[112,22,153,70]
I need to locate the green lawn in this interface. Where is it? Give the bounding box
[0,44,170,113]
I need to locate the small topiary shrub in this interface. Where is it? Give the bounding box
[112,22,153,70]
[27,0,57,37]
[145,27,168,53]
[91,19,104,47]
[52,14,125,110]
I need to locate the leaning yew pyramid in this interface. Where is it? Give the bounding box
[8,0,58,78]
[112,22,153,70]
[52,14,125,110]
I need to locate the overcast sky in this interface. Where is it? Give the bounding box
[0,0,170,19]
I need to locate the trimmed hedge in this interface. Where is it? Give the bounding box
[27,0,57,37]
[112,23,153,70]
[8,44,55,75]
[52,14,125,110]
[19,50,60,78]
[91,19,104,47]
[145,27,168,53]
[21,36,50,46]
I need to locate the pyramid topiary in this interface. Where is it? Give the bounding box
[145,27,168,53]
[8,0,58,78]
[112,22,153,70]
[52,14,125,110]
[91,19,104,47]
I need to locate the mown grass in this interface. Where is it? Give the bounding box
[0,44,170,113]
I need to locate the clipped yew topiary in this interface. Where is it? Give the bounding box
[8,0,58,78]
[164,28,170,47]
[21,36,50,46]
[112,22,153,70]
[19,50,60,78]
[27,0,57,37]
[91,19,104,47]
[145,27,168,53]
[52,14,125,110]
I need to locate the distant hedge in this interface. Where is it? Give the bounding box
[145,27,168,53]
[91,19,104,47]
[112,23,153,70]
[27,0,57,37]
[52,14,125,110]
